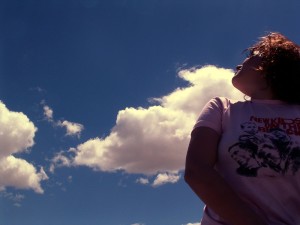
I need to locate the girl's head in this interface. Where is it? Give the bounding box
[233,32,300,103]
[249,32,300,103]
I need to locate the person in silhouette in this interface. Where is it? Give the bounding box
[185,32,300,225]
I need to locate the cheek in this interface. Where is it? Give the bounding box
[232,73,246,89]
[231,73,256,96]
[231,74,240,88]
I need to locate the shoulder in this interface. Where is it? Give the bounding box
[194,97,240,134]
[207,97,239,111]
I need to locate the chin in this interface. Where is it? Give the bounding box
[231,78,241,90]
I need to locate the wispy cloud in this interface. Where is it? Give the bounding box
[0,191,25,207]
[50,66,243,184]
[43,105,54,121]
[41,102,84,138]
[49,150,73,173]
[0,101,48,193]
[136,177,149,185]
[57,120,84,137]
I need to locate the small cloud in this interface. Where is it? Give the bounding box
[30,87,47,94]
[136,177,149,185]
[41,101,84,138]
[43,105,53,121]
[131,223,145,225]
[49,151,72,173]
[152,173,180,187]
[57,120,84,137]
[67,176,72,183]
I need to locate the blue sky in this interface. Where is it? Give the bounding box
[1,1,300,225]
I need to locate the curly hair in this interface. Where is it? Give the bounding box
[247,32,300,104]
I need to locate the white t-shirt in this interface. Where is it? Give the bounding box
[194,97,300,225]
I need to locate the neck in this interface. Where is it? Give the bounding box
[250,87,274,100]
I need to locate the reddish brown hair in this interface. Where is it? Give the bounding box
[248,32,300,104]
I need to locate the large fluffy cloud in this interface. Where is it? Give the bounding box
[0,101,48,193]
[70,105,192,174]
[0,102,36,158]
[51,66,243,180]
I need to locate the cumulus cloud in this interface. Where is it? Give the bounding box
[0,102,37,158]
[51,66,243,182]
[152,173,180,187]
[42,101,84,137]
[70,105,192,175]
[0,101,48,193]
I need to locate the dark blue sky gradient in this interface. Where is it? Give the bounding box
[1,0,300,224]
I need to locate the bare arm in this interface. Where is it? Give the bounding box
[184,127,267,225]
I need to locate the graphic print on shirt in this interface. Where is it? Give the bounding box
[228,117,300,177]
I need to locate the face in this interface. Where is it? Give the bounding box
[241,122,258,135]
[257,144,281,170]
[232,56,270,98]
[271,130,291,143]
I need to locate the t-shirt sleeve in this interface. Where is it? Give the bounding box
[193,97,224,134]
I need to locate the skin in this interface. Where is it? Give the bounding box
[185,56,273,225]
[232,56,274,100]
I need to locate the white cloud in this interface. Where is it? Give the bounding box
[43,105,53,121]
[0,102,37,158]
[0,101,47,193]
[51,66,243,181]
[57,120,84,137]
[49,151,73,173]
[156,66,242,113]
[70,105,192,175]
[152,173,180,187]
[131,223,145,225]
[42,101,84,137]
[136,173,181,186]
[136,177,149,185]
[0,157,48,193]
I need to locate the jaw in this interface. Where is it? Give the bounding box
[232,74,274,99]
